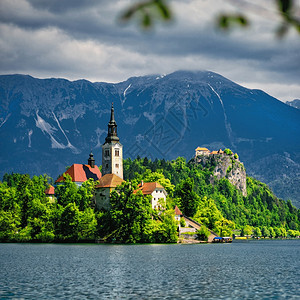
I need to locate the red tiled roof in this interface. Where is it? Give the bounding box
[210,151,218,155]
[95,174,124,188]
[55,164,102,183]
[134,182,165,195]
[45,185,55,195]
[174,205,183,215]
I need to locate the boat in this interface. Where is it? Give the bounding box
[212,236,233,243]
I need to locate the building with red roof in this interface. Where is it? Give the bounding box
[45,185,55,195]
[94,174,125,210]
[45,185,55,203]
[55,152,101,186]
[174,205,183,221]
[174,205,183,223]
[134,181,167,210]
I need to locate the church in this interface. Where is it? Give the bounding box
[94,103,125,210]
[94,103,167,210]
[52,103,167,211]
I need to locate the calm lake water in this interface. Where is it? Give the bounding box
[0,240,299,299]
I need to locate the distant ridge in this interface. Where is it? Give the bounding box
[0,71,299,206]
[286,99,300,109]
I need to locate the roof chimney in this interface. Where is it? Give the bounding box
[141,180,144,187]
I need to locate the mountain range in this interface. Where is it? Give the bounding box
[0,71,299,206]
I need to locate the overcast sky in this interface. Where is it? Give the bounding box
[0,0,299,102]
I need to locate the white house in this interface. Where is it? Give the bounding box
[134,181,167,210]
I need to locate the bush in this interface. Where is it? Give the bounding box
[180,218,186,227]
[224,149,233,155]
[196,225,210,241]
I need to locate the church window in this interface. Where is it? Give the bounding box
[115,149,119,156]
[106,164,108,169]
[115,164,119,168]
[105,150,110,157]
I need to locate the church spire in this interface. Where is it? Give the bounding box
[102,103,123,179]
[110,102,116,123]
[105,102,119,143]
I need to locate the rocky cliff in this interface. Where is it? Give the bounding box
[195,153,247,196]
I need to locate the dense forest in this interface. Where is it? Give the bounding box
[0,155,299,243]
[0,173,178,243]
[123,156,300,238]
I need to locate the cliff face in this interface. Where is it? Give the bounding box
[195,154,247,196]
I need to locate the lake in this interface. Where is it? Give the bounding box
[0,240,299,299]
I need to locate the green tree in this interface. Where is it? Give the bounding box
[175,178,199,217]
[224,148,233,155]
[153,209,178,243]
[0,210,21,241]
[55,174,78,207]
[269,227,276,238]
[216,219,235,237]
[241,225,253,236]
[280,227,287,238]
[56,203,81,241]
[253,227,262,238]
[77,207,97,241]
[287,229,300,237]
[77,179,98,210]
[261,226,270,238]
[196,225,210,242]
[108,181,154,243]
[194,196,224,231]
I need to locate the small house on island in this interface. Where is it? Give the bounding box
[174,205,183,222]
[45,185,55,203]
[134,181,167,210]
[55,152,102,187]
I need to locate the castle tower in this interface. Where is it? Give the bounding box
[102,103,123,179]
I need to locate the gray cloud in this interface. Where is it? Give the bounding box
[0,0,299,101]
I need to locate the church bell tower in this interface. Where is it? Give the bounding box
[102,103,123,179]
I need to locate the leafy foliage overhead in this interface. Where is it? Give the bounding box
[121,0,300,36]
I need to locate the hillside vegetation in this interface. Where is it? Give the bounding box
[0,173,178,243]
[124,156,300,237]
[0,155,299,243]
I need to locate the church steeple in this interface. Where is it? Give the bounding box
[102,102,123,179]
[105,102,119,143]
